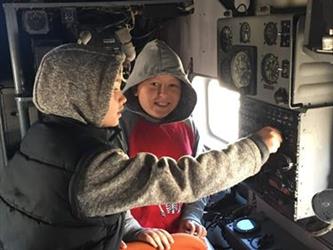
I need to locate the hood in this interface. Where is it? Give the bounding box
[33,44,124,127]
[123,39,197,123]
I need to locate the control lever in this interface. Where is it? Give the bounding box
[276,153,294,172]
[265,153,294,172]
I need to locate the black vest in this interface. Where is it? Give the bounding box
[0,116,125,250]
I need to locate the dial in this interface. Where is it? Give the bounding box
[261,53,279,84]
[264,22,278,45]
[231,51,252,88]
[234,0,251,13]
[220,26,232,52]
[27,12,46,31]
[240,22,251,43]
[274,88,288,105]
[24,10,49,33]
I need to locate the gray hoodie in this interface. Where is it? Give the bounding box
[123,39,197,124]
[120,40,206,240]
[33,43,124,126]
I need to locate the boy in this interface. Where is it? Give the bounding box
[121,39,212,250]
[0,43,282,250]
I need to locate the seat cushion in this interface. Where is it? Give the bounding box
[125,233,207,250]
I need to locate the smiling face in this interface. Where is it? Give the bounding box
[100,70,127,127]
[135,74,182,119]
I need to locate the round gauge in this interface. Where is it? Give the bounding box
[26,11,47,31]
[240,22,251,43]
[231,50,252,88]
[234,0,251,13]
[264,22,278,45]
[261,53,279,84]
[220,26,232,52]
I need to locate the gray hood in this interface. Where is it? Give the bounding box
[33,44,124,127]
[123,39,197,123]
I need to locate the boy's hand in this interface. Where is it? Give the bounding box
[177,219,207,238]
[256,126,282,153]
[136,228,174,250]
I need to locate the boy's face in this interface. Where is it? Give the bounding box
[100,70,127,127]
[136,74,182,119]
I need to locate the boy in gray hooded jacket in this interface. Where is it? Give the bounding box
[120,39,213,250]
[0,43,282,250]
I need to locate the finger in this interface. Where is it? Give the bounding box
[154,230,173,250]
[198,226,207,238]
[194,224,202,237]
[159,229,174,244]
[150,232,165,250]
[119,240,127,249]
[190,222,197,235]
[194,224,204,237]
[187,222,196,235]
[202,227,207,237]
[271,128,282,142]
[143,234,158,249]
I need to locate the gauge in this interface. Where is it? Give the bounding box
[240,22,251,43]
[231,50,252,88]
[220,26,232,52]
[234,0,251,14]
[264,22,278,45]
[233,217,259,234]
[261,53,279,84]
[23,10,49,34]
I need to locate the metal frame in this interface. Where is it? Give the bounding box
[0,101,8,166]
[2,0,192,138]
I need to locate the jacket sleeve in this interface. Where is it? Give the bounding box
[184,118,204,156]
[181,198,209,224]
[76,137,267,217]
[122,211,143,242]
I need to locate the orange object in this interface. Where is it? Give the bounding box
[124,233,207,250]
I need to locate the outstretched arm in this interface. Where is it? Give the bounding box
[75,127,281,217]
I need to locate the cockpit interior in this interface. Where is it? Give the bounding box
[0,0,333,249]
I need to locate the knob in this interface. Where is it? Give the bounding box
[266,153,294,172]
[279,154,294,171]
[274,88,288,105]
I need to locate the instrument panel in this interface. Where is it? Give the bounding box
[217,14,295,108]
[217,13,333,221]
[218,14,333,109]
[239,97,333,221]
